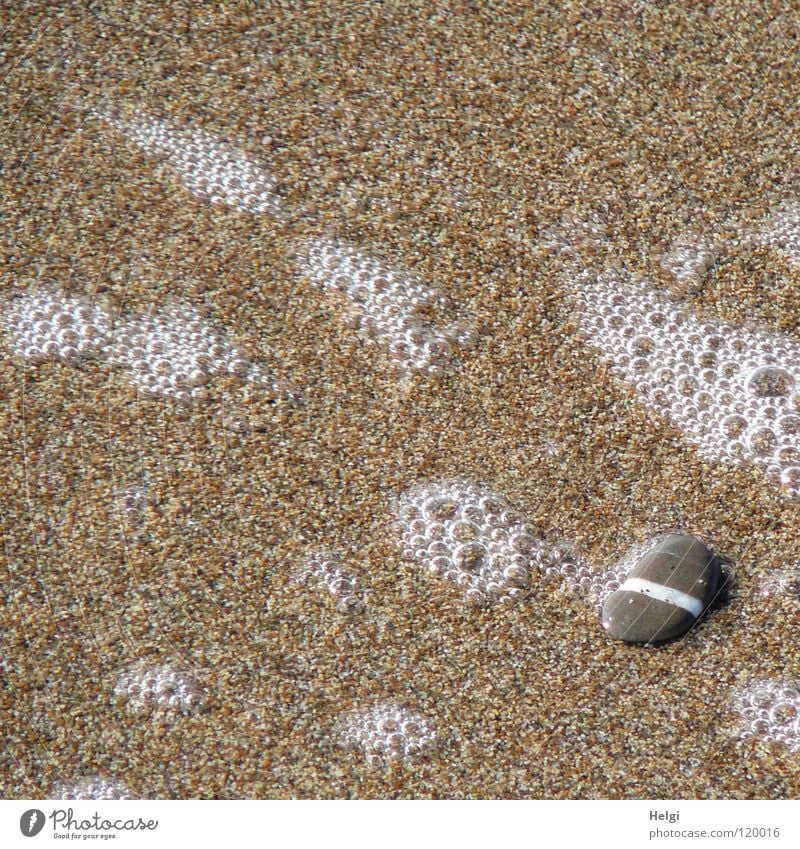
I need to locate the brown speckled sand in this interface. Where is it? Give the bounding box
[1,1,799,799]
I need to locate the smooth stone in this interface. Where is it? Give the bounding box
[601,533,721,643]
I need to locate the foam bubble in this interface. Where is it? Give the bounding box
[117,485,148,517]
[95,109,281,216]
[111,303,271,403]
[576,274,800,497]
[397,478,592,606]
[2,291,280,408]
[340,704,437,764]
[760,568,800,599]
[660,233,717,293]
[297,239,473,377]
[2,289,112,363]
[732,680,800,752]
[298,552,362,612]
[52,776,134,800]
[113,662,206,714]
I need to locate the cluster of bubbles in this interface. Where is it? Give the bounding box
[298,239,473,377]
[94,109,282,216]
[340,704,437,764]
[298,551,362,612]
[113,662,206,714]
[2,289,112,362]
[2,290,276,406]
[396,479,592,607]
[760,568,800,599]
[576,273,800,498]
[732,679,800,752]
[659,233,717,293]
[110,302,269,403]
[52,776,133,800]
[93,102,475,381]
[560,545,633,608]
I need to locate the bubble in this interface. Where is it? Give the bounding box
[778,414,800,434]
[510,531,536,554]
[576,276,800,497]
[453,541,487,572]
[746,366,795,399]
[780,466,800,494]
[620,334,656,358]
[424,521,446,541]
[747,426,778,456]
[340,704,437,764]
[761,567,800,598]
[770,702,798,727]
[423,497,457,522]
[95,109,282,216]
[732,680,800,751]
[449,520,479,543]
[113,661,205,714]
[660,234,716,291]
[298,552,362,613]
[776,446,800,465]
[695,391,713,410]
[298,239,471,377]
[52,777,134,800]
[654,366,674,385]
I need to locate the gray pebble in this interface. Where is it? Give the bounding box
[601,533,721,643]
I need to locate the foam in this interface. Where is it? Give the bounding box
[298,239,473,377]
[92,105,475,381]
[2,290,278,406]
[94,109,282,216]
[298,552,362,613]
[111,303,270,403]
[113,662,206,714]
[396,478,601,606]
[576,274,800,498]
[52,776,134,800]
[340,704,437,764]
[733,680,800,752]
[2,289,112,363]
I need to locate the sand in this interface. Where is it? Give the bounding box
[1,0,799,799]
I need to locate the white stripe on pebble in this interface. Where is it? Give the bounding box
[620,577,705,617]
